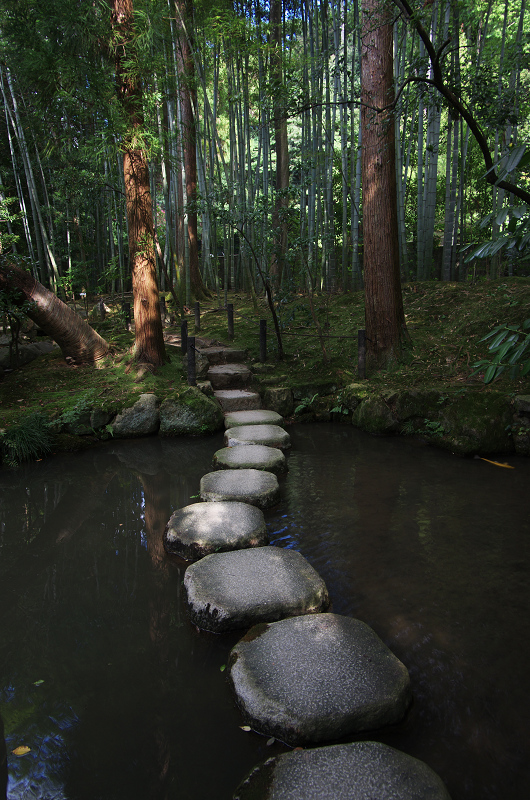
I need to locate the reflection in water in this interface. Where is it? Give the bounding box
[0,426,529,799]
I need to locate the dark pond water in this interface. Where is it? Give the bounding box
[1,424,529,800]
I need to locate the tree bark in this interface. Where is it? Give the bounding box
[361,0,407,370]
[174,0,208,300]
[270,0,289,289]
[0,260,109,363]
[111,0,166,367]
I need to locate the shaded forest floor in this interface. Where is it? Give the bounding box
[1,278,530,436]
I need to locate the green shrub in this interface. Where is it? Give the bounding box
[0,413,53,468]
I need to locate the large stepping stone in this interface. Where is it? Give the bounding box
[224,410,284,429]
[228,613,411,746]
[200,469,280,509]
[214,390,261,413]
[200,347,247,365]
[163,501,267,561]
[213,445,287,474]
[184,547,329,632]
[208,363,251,390]
[233,741,452,800]
[225,424,291,451]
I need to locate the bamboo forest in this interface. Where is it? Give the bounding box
[1,0,529,304]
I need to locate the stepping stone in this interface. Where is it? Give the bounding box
[214,390,261,413]
[225,424,291,451]
[184,547,329,633]
[208,363,251,390]
[227,613,411,746]
[224,410,284,429]
[199,347,247,365]
[233,741,452,800]
[200,469,280,509]
[163,501,267,561]
[213,445,287,474]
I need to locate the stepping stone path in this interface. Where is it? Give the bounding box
[163,501,267,561]
[224,409,283,428]
[227,613,411,746]
[162,340,451,799]
[200,468,280,509]
[184,547,330,632]
[225,424,291,450]
[233,741,452,800]
[213,444,287,474]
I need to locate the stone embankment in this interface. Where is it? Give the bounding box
[161,345,453,799]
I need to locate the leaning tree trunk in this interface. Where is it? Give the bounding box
[0,261,109,363]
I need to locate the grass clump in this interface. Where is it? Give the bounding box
[0,412,53,468]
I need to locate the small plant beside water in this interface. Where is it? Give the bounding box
[55,390,95,428]
[294,393,318,415]
[0,413,53,467]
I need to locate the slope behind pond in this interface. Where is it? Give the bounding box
[1,424,529,799]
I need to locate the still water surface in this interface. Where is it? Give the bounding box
[0,424,529,800]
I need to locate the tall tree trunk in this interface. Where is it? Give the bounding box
[361,0,407,370]
[174,0,208,300]
[0,260,109,364]
[270,0,289,288]
[111,0,166,368]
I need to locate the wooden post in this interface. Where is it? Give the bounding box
[122,302,131,332]
[99,298,106,320]
[358,329,366,379]
[181,319,188,355]
[194,301,200,331]
[187,336,196,386]
[227,303,234,340]
[259,319,267,362]
[159,296,167,322]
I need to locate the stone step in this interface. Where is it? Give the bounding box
[163,501,267,561]
[213,444,287,474]
[200,468,280,509]
[233,742,452,800]
[198,346,247,365]
[214,389,261,413]
[225,424,291,451]
[224,410,284,429]
[208,363,252,390]
[184,547,330,633]
[227,613,411,746]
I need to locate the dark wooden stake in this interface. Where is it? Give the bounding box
[159,296,167,322]
[358,329,366,379]
[259,319,267,362]
[194,301,200,331]
[227,303,234,340]
[122,302,131,331]
[187,336,196,385]
[181,319,188,355]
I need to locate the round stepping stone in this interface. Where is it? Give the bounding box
[227,613,411,746]
[200,469,280,509]
[225,424,291,450]
[224,410,284,429]
[208,363,251,389]
[233,741,452,800]
[163,501,267,561]
[214,390,261,412]
[213,445,287,474]
[184,547,329,632]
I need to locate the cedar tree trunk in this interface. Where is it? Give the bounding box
[112,0,166,367]
[361,0,407,370]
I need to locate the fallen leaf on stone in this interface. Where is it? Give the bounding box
[239,726,251,732]
[12,746,31,756]
[33,679,44,686]
[266,737,275,746]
